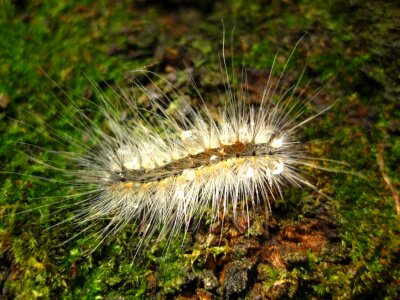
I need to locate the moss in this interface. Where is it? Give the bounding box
[1,0,399,298]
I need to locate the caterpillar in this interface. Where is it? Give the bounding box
[19,40,334,254]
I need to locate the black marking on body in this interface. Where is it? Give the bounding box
[111,142,281,184]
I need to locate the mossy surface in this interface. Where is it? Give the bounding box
[1,0,399,298]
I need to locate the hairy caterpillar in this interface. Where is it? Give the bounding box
[18,41,335,254]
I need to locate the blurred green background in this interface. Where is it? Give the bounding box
[0,0,399,298]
